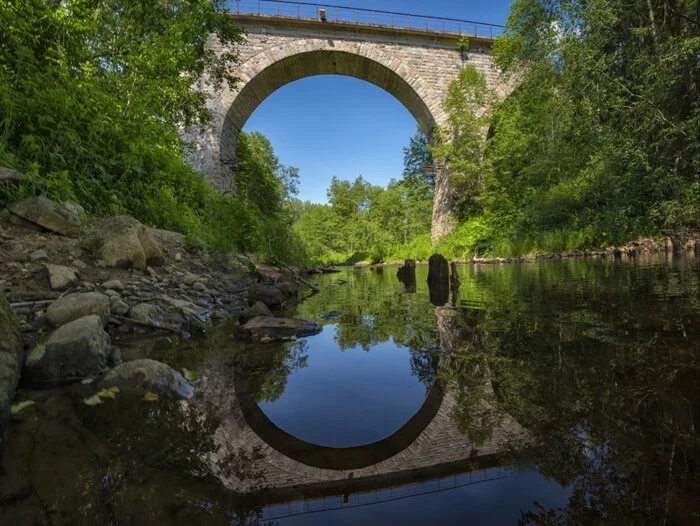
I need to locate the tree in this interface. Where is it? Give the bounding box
[0,0,244,234]
[431,65,495,220]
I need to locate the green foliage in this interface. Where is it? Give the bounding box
[431,65,495,221]
[292,129,435,265]
[479,0,699,251]
[0,0,302,258]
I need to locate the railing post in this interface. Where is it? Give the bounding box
[257,0,260,15]
[391,13,393,28]
[458,21,461,34]
[277,0,279,17]
[408,15,411,29]
[490,25,493,38]
[474,23,477,36]
[297,3,299,18]
[442,19,445,33]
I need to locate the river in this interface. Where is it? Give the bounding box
[2,255,698,525]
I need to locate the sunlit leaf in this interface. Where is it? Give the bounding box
[10,400,36,415]
[181,368,199,382]
[83,395,103,406]
[96,386,120,399]
[142,391,159,402]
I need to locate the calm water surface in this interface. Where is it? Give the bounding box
[1,255,698,525]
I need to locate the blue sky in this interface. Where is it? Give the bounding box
[242,0,514,203]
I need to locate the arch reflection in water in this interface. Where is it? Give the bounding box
[234,325,443,470]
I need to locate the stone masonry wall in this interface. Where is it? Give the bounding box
[189,17,505,240]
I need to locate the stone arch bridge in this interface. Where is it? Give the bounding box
[190,1,510,240]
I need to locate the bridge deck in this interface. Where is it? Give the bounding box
[225,0,503,41]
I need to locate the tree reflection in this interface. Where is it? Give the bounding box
[435,259,700,525]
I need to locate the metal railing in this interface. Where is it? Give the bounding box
[261,466,511,520]
[224,0,504,39]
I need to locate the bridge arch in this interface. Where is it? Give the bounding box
[216,38,447,174]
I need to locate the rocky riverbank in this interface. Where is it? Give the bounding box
[0,196,319,434]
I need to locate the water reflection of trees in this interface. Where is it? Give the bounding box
[232,340,310,403]
[435,258,700,525]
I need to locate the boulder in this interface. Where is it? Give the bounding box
[46,292,110,327]
[8,196,81,236]
[99,359,194,400]
[238,316,322,342]
[128,300,206,333]
[247,283,285,308]
[0,292,22,430]
[24,315,110,386]
[97,216,163,269]
[239,301,273,324]
[44,263,79,291]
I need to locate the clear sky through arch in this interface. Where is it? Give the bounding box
[242,0,514,203]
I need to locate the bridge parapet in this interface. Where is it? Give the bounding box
[224,0,504,41]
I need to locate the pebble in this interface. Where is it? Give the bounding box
[102,279,125,291]
[29,249,49,262]
[182,273,197,286]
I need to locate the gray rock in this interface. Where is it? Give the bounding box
[8,212,43,231]
[276,280,299,298]
[248,283,286,307]
[103,289,120,298]
[97,216,163,269]
[110,299,130,316]
[99,359,194,400]
[192,281,207,292]
[102,279,124,291]
[239,301,273,324]
[182,272,198,286]
[128,303,160,323]
[63,200,84,217]
[8,196,81,236]
[44,263,79,291]
[29,249,48,262]
[174,252,182,262]
[0,292,22,430]
[238,316,322,342]
[46,292,110,327]
[71,259,87,270]
[24,315,110,386]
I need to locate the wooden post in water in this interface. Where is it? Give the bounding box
[428,254,449,306]
[397,259,417,293]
